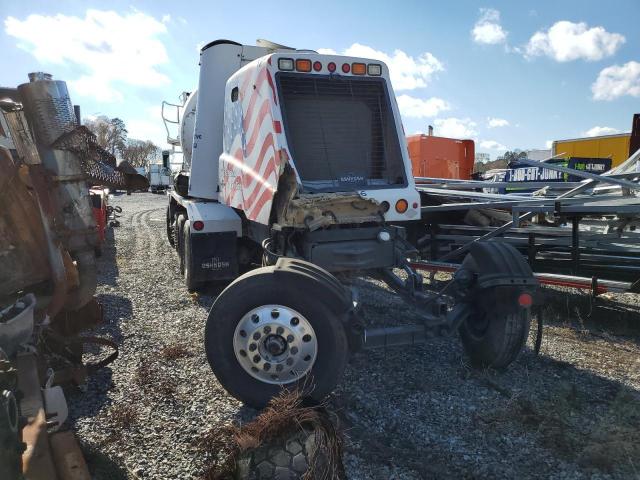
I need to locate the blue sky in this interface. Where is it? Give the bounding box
[2,0,639,159]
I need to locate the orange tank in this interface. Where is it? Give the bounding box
[407,134,475,180]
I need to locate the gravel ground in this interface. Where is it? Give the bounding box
[68,192,640,479]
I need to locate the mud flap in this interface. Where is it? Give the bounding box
[190,231,238,281]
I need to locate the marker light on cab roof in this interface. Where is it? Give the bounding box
[352,62,366,75]
[278,58,294,71]
[368,64,382,76]
[295,59,312,72]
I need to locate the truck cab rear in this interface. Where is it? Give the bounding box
[167,41,419,284]
[164,40,537,408]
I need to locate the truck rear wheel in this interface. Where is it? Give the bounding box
[166,205,175,248]
[175,214,186,274]
[182,220,203,292]
[205,260,350,408]
[459,307,530,369]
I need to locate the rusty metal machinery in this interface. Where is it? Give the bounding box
[53,126,149,191]
[0,351,23,480]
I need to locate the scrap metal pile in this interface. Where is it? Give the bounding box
[0,73,126,479]
[415,147,640,284]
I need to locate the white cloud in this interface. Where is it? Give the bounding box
[5,9,170,102]
[582,126,620,137]
[525,21,625,62]
[472,9,507,45]
[319,43,444,91]
[480,140,507,151]
[487,117,509,128]
[161,14,171,23]
[433,117,477,139]
[591,61,640,101]
[127,106,168,147]
[396,95,450,119]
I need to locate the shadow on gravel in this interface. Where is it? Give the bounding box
[334,348,639,479]
[66,293,132,431]
[326,280,640,479]
[542,288,640,338]
[96,226,120,287]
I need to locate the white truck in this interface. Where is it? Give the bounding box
[163,39,537,407]
[147,163,172,193]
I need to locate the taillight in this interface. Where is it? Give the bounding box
[278,58,294,71]
[395,199,408,213]
[341,63,350,73]
[193,220,204,231]
[296,59,312,72]
[313,61,322,72]
[352,62,366,75]
[518,293,533,307]
[367,64,382,76]
[327,62,336,72]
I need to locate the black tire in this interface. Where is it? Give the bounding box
[182,220,202,292]
[205,264,349,408]
[166,205,175,248]
[175,214,186,274]
[459,307,531,369]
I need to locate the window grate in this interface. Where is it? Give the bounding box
[277,73,406,192]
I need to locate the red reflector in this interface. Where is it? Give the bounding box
[313,61,322,71]
[327,62,336,72]
[518,293,533,307]
[341,63,350,73]
[412,202,419,209]
[273,120,282,133]
[193,220,204,231]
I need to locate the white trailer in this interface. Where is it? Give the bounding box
[162,39,537,407]
[147,163,171,193]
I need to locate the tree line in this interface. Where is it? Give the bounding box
[84,116,161,168]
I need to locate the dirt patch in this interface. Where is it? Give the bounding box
[160,343,193,360]
[134,359,178,398]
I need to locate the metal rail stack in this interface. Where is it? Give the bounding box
[415,150,640,282]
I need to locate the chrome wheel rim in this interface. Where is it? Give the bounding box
[233,304,318,385]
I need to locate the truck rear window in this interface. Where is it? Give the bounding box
[276,73,406,192]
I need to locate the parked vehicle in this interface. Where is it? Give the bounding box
[407,128,475,180]
[89,187,109,256]
[552,114,640,168]
[148,163,172,193]
[162,39,537,407]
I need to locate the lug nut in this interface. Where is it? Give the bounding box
[253,332,261,340]
[286,358,293,366]
[290,317,299,326]
[263,363,271,371]
[263,326,271,334]
[304,355,311,362]
[239,350,247,357]
[276,364,283,372]
[253,355,261,363]
[276,326,284,335]
[286,334,294,343]
[290,346,298,355]
[239,330,247,337]
[302,334,312,343]
[251,314,259,323]
[251,367,259,373]
[249,343,257,352]
[271,309,279,318]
